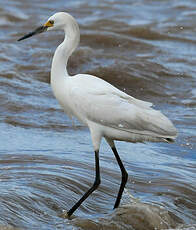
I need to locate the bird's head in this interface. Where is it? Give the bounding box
[18,12,71,41]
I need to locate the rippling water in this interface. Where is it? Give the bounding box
[0,0,195,229]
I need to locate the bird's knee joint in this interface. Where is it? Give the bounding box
[122,171,128,181]
[94,178,101,188]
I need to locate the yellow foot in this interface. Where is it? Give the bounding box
[60,210,75,219]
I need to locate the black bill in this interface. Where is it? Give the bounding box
[18,25,48,41]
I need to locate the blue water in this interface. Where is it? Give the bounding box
[0,0,195,229]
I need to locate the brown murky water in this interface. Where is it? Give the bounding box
[0,0,195,229]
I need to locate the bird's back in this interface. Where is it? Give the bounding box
[65,74,177,143]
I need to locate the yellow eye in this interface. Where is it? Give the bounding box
[49,20,54,25]
[44,20,54,27]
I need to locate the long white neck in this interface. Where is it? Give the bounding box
[51,14,80,86]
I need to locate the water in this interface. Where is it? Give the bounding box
[0,0,195,229]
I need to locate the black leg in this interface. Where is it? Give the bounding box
[67,150,101,217]
[111,146,128,209]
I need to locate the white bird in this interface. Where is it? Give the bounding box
[18,12,177,217]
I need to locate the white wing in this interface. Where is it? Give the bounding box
[68,74,177,138]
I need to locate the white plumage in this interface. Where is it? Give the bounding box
[18,12,177,217]
[48,12,177,151]
[55,73,176,146]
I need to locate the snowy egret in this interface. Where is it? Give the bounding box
[18,12,177,217]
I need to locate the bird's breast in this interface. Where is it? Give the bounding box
[51,79,88,126]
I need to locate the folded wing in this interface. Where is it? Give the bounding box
[70,75,177,139]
